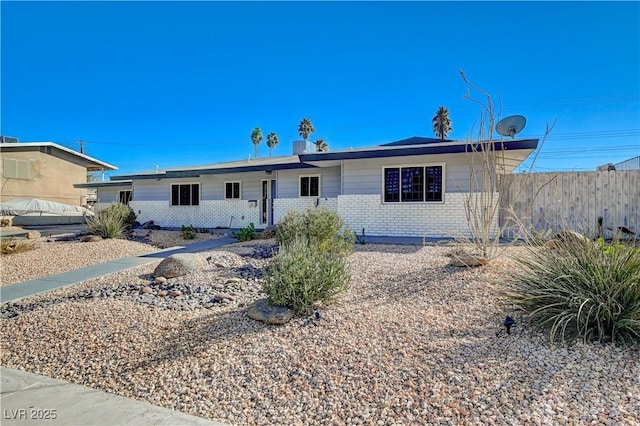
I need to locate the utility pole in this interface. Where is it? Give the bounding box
[78,140,84,153]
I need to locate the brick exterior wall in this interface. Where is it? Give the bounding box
[129,200,261,229]
[336,193,498,238]
[110,193,494,238]
[273,197,338,223]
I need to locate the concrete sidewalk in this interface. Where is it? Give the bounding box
[1,236,236,426]
[0,367,225,425]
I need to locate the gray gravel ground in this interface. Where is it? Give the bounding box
[1,241,639,425]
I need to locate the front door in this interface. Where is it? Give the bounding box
[261,179,276,226]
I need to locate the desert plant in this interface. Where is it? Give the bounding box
[181,225,196,240]
[456,70,556,261]
[507,236,640,345]
[235,223,257,242]
[101,202,137,230]
[263,236,351,313]
[85,208,126,239]
[1,237,36,255]
[276,207,354,255]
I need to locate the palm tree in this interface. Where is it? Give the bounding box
[432,106,453,139]
[266,132,279,157]
[250,127,263,159]
[314,138,328,152]
[298,117,315,142]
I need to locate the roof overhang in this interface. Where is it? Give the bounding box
[111,161,317,180]
[300,139,539,162]
[0,142,118,171]
[74,180,132,189]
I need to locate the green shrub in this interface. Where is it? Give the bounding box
[235,223,257,242]
[85,208,126,239]
[263,236,351,313]
[181,225,196,240]
[102,203,136,230]
[508,237,640,344]
[276,207,355,255]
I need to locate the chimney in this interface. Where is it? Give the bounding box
[292,140,315,155]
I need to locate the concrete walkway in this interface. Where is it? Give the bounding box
[1,235,236,426]
[1,367,225,425]
[0,237,237,304]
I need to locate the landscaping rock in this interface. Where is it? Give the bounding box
[25,231,41,240]
[140,286,153,294]
[168,289,182,297]
[157,290,168,297]
[154,276,167,285]
[544,230,591,250]
[450,254,488,267]
[247,298,295,325]
[141,220,162,230]
[153,253,204,278]
[213,293,234,302]
[80,235,102,242]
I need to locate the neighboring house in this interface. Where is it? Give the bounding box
[76,137,538,238]
[1,140,117,207]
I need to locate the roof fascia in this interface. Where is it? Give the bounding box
[300,139,539,162]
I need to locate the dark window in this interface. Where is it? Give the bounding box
[383,166,443,203]
[225,182,241,199]
[300,176,320,197]
[119,190,132,205]
[401,167,424,202]
[425,166,443,201]
[171,184,200,206]
[384,168,400,202]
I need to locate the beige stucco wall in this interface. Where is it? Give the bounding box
[1,151,88,206]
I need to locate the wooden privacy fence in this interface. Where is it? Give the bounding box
[500,170,640,239]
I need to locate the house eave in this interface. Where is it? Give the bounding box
[299,139,539,162]
[0,142,118,171]
[73,180,133,189]
[111,162,317,180]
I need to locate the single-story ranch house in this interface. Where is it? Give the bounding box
[75,137,538,238]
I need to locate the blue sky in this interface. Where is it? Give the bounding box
[2,1,639,178]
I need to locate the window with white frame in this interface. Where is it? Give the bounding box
[2,158,30,180]
[383,165,443,202]
[171,183,200,206]
[225,181,241,199]
[300,175,320,197]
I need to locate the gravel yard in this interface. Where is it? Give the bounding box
[1,238,639,425]
[0,229,223,286]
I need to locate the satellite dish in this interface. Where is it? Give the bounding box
[496,115,526,139]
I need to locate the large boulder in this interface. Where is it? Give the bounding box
[248,298,295,325]
[153,253,204,278]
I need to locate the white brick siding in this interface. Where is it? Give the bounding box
[273,197,338,223]
[129,200,261,229]
[336,193,498,238]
